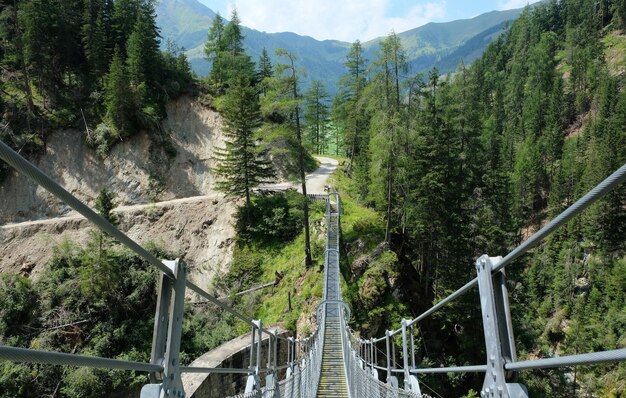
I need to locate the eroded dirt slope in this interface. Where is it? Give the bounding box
[0,96,236,289]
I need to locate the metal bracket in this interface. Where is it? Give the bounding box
[142,259,187,398]
[476,255,528,398]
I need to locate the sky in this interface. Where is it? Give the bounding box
[197,0,543,42]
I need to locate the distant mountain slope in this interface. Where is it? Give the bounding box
[361,9,520,74]
[156,0,524,91]
[157,0,216,50]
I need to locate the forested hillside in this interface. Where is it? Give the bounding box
[0,0,193,181]
[332,0,626,396]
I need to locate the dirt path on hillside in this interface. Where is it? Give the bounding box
[256,156,339,194]
[2,157,338,231]
[1,156,339,282]
[1,194,219,230]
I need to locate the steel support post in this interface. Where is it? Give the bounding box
[256,320,263,376]
[385,330,398,387]
[273,332,278,370]
[402,319,422,394]
[476,255,528,398]
[410,325,416,370]
[266,332,276,392]
[286,337,295,378]
[246,320,263,393]
[370,339,376,370]
[374,339,378,366]
[364,339,368,368]
[141,259,187,398]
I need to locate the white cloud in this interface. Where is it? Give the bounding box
[497,0,541,11]
[226,0,446,42]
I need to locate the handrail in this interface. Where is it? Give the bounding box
[504,348,626,371]
[0,345,163,372]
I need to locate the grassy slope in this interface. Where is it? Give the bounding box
[220,200,327,336]
[222,157,406,339]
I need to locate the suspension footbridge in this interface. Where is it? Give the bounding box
[1,139,625,397]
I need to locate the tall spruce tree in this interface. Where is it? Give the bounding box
[341,40,368,171]
[223,8,243,56]
[257,47,273,95]
[367,31,407,243]
[213,56,274,205]
[126,1,161,91]
[104,46,133,135]
[304,80,329,154]
[204,12,226,90]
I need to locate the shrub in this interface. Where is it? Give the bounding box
[235,191,304,244]
[0,273,39,339]
[87,123,117,157]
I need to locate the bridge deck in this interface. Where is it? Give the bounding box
[316,206,349,397]
[317,312,348,398]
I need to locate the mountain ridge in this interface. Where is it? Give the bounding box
[156,0,526,90]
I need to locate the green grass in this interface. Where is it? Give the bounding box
[602,32,626,76]
[223,160,399,338]
[223,199,327,333]
[254,231,325,331]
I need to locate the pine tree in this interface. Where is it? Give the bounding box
[264,49,313,267]
[304,80,329,154]
[95,187,118,226]
[82,1,109,84]
[223,8,244,56]
[204,12,227,89]
[367,31,407,242]
[104,46,133,135]
[257,47,273,95]
[126,1,161,89]
[340,40,368,171]
[213,58,274,206]
[111,0,139,56]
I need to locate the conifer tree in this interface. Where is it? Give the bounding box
[126,1,161,89]
[213,56,274,205]
[204,12,225,61]
[263,49,313,267]
[104,46,133,134]
[111,0,140,56]
[367,31,407,242]
[223,8,244,56]
[257,47,273,95]
[340,40,368,171]
[81,0,109,85]
[304,80,329,154]
[204,12,227,89]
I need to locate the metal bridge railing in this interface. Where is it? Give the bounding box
[346,162,626,398]
[0,140,328,398]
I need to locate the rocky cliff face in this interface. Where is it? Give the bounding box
[0,96,236,289]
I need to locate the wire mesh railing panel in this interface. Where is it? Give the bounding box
[344,353,422,398]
